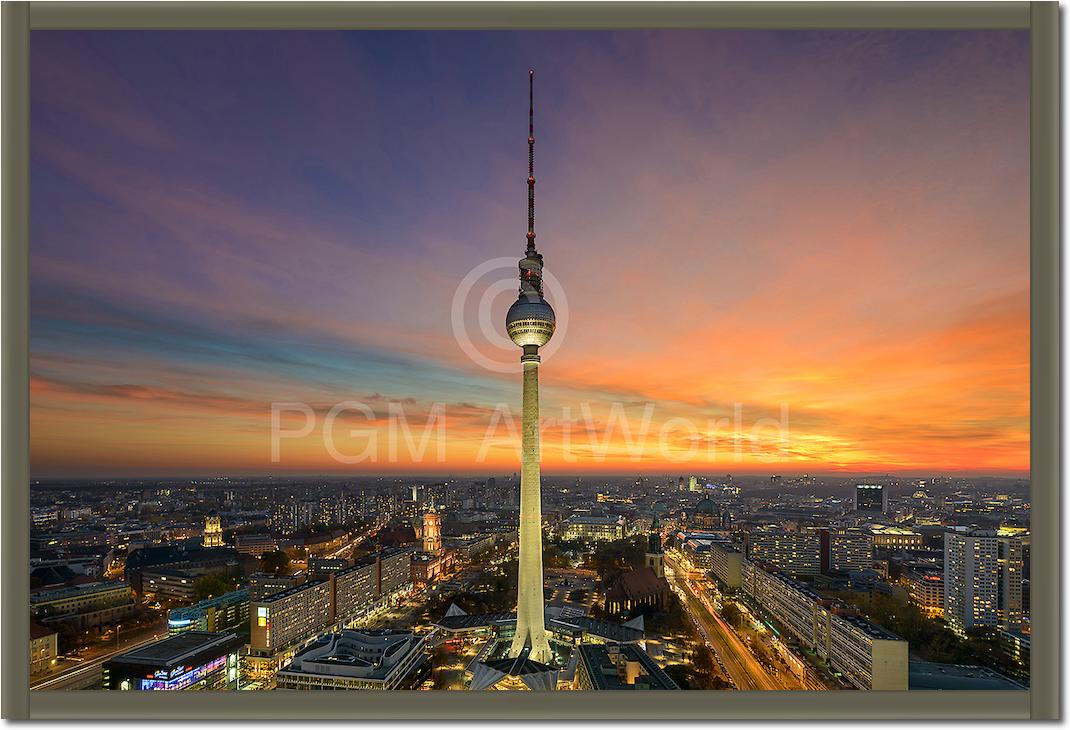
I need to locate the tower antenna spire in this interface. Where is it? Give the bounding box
[526,68,537,256]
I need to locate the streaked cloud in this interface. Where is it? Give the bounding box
[30,30,1029,476]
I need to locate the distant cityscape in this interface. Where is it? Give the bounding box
[30,473,1029,692]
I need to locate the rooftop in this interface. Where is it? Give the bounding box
[257,578,327,603]
[168,588,249,619]
[432,610,644,643]
[112,631,240,667]
[605,567,669,603]
[567,515,623,525]
[837,614,903,642]
[577,643,680,690]
[280,629,424,681]
[469,646,558,691]
[30,580,129,602]
[865,524,921,536]
[909,661,1026,691]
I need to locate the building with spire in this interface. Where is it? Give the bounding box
[422,500,442,554]
[411,499,454,586]
[202,513,224,548]
[504,69,557,667]
[604,518,671,617]
[645,514,665,579]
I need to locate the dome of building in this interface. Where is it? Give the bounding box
[506,296,556,348]
[694,497,717,514]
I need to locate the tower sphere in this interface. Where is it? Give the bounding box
[506,296,556,348]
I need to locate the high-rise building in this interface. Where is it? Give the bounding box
[944,530,1024,637]
[820,529,873,573]
[505,70,556,666]
[855,484,888,514]
[249,580,333,657]
[202,513,224,548]
[747,529,822,577]
[271,502,298,535]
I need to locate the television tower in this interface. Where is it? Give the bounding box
[505,69,555,665]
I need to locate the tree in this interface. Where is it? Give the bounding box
[663,664,694,689]
[645,594,690,636]
[585,537,646,584]
[721,602,746,630]
[690,644,729,689]
[260,550,291,576]
[193,572,236,601]
[543,544,572,569]
[829,588,1023,678]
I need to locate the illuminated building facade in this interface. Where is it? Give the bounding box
[31,580,133,618]
[202,513,224,548]
[944,530,1024,637]
[411,501,456,584]
[690,497,721,530]
[739,559,908,690]
[823,529,873,573]
[854,484,888,514]
[423,503,442,553]
[709,541,744,589]
[747,529,821,577]
[167,588,249,636]
[30,623,58,676]
[900,569,944,618]
[561,514,625,542]
[103,631,243,691]
[234,533,276,557]
[246,547,415,680]
[866,524,923,550]
[275,629,427,690]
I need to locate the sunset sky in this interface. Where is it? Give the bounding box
[30,30,1030,478]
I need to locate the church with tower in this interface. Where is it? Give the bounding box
[604,515,670,617]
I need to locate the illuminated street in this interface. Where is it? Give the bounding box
[31,627,169,691]
[665,553,806,691]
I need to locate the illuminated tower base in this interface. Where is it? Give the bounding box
[509,354,552,664]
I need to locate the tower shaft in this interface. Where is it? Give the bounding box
[510,358,552,663]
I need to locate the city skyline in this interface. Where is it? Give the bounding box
[31,30,1029,478]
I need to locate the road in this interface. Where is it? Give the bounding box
[31,627,169,691]
[324,518,388,560]
[665,554,800,691]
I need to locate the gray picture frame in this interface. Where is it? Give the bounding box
[2,1,1059,720]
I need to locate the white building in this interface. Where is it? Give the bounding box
[944,530,1023,637]
[739,559,908,690]
[562,514,625,543]
[747,529,821,577]
[275,629,426,690]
